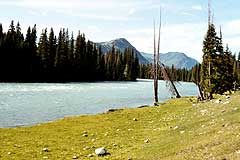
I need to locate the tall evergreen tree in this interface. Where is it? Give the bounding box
[48,28,57,77]
[38,28,49,76]
[96,46,105,80]
[200,23,219,99]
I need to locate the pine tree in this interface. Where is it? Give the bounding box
[0,23,3,40]
[74,31,87,81]
[200,23,219,99]
[0,23,4,81]
[55,29,68,80]
[96,46,105,81]
[237,52,240,62]
[4,20,17,80]
[222,46,234,93]
[67,32,75,80]
[38,28,49,75]
[48,28,57,77]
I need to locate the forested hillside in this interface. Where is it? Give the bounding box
[0,21,139,82]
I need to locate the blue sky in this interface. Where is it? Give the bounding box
[0,0,240,61]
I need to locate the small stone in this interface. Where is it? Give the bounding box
[223,101,230,105]
[72,155,78,159]
[180,130,185,134]
[236,150,240,154]
[174,126,179,130]
[83,146,90,150]
[200,109,208,115]
[88,154,94,157]
[95,147,107,155]
[153,128,160,131]
[7,152,11,155]
[215,99,221,104]
[225,95,230,99]
[233,107,239,111]
[82,134,88,137]
[128,158,132,160]
[91,139,95,142]
[14,144,21,148]
[133,118,137,121]
[116,129,120,132]
[144,139,150,143]
[82,131,88,134]
[42,148,49,152]
[222,110,226,113]
[104,132,108,136]
[113,143,117,147]
[43,156,48,159]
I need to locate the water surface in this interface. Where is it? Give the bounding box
[0,79,198,128]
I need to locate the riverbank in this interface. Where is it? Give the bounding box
[0,92,240,159]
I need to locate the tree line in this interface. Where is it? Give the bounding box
[138,63,201,83]
[0,21,139,82]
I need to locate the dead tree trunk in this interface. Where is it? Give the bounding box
[153,9,162,105]
[195,82,204,101]
[153,21,158,105]
[161,63,181,98]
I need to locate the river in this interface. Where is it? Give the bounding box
[0,79,198,128]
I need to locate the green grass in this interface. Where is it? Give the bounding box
[0,92,240,160]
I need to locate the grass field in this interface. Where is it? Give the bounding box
[0,92,240,160]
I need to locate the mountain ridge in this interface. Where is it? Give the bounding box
[95,38,199,69]
[95,38,149,64]
[141,52,199,69]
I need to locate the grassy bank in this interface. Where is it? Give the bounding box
[0,92,240,160]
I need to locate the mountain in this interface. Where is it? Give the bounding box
[141,52,199,69]
[95,38,149,64]
[95,38,199,69]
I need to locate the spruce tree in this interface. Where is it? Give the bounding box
[96,46,105,80]
[200,23,218,99]
[48,28,57,78]
[38,28,49,73]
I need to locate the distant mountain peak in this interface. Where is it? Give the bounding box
[141,52,199,69]
[95,38,149,64]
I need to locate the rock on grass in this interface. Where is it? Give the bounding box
[95,147,107,155]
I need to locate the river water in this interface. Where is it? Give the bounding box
[0,79,198,128]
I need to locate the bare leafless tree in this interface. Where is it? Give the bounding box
[153,9,162,105]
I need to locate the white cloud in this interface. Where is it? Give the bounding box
[181,12,195,17]
[223,19,240,36]
[221,19,240,54]
[0,0,142,21]
[128,8,136,15]
[0,0,116,9]
[191,5,203,11]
